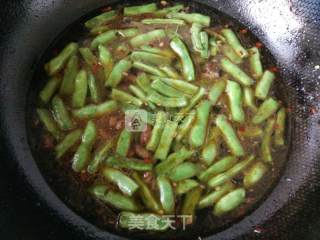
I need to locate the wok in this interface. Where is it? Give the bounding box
[0,0,320,239]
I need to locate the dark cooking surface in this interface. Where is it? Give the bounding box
[0,0,320,239]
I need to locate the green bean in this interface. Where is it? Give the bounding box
[106,156,153,171]
[84,10,117,29]
[72,121,96,172]
[159,65,180,79]
[60,55,79,95]
[274,107,286,146]
[102,191,140,212]
[117,28,140,38]
[213,188,246,216]
[221,44,243,64]
[261,117,275,163]
[169,162,200,182]
[136,72,152,93]
[154,4,184,17]
[87,72,101,103]
[209,37,219,57]
[90,25,110,35]
[73,100,118,119]
[252,98,279,124]
[90,30,117,49]
[147,90,188,108]
[131,51,172,66]
[116,128,132,157]
[155,147,194,175]
[90,184,108,199]
[154,120,178,161]
[147,111,167,151]
[208,155,255,188]
[215,114,244,156]
[140,45,176,59]
[198,181,234,209]
[226,80,245,123]
[176,110,196,141]
[244,161,268,188]
[37,108,61,140]
[199,156,238,182]
[208,79,226,105]
[200,31,209,59]
[132,172,162,213]
[55,129,82,158]
[142,18,185,25]
[190,23,203,52]
[170,37,195,81]
[201,140,219,166]
[79,47,97,67]
[255,70,275,100]
[103,167,138,196]
[87,139,115,174]
[176,179,199,195]
[105,58,132,87]
[174,87,206,122]
[151,76,199,95]
[129,85,156,109]
[39,76,61,104]
[243,87,257,112]
[157,176,175,214]
[167,12,211,27]
[45,42,78,75]
[98,45,114,81]
[72,70,88,108]
[132,61,167,77]
[189,100,211,148]
[51,96,74,130]
[111,89,143,107]
[119,212,169,231]
[248,47,263,79]
[124,3,157,16]
[238,126,263,138]
[130,29,166,47]
[181,187,203,225]
[151,79,184,98]
[220,57,254,86]
[221,29,248,58]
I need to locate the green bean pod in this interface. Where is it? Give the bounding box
[142,18,185,25]
[221,29,248,58]
[51,96,74,130]
[152,77,199,95]
[176,110,196,141]
[226,80,245,123]
[189,100,211,148]
[169,162,200,182]
[167,12,210,26]
[55,129,82,158]
[132,61,167,77]
[151,79,184,98]
[79,47,97,67]
[238,126,263,138]
[170,37,195,81]
[45,42,78,75]
[106,156,153,171]
[159,65,181,79]
[200,127,221,166]
[129,85,156,109]
[102,191,140,212]
[208,155,255,188]
[213,188,246,216]
[244,161,268,188]
[221,44,243,64]
[261,117,275,163]
[39,76,61,104]
[181,187,203,225]
[130,29,166,47]
[147,90,188,108]
[111,89,143,107]
[73,100,118,119]
[200,31,209,59]
[147,111,167,151]
[140,45,176,59]
[37,108,61,140]
[215,114,244,156]
[124,3,157,16]
[72,70,88,108]
[88,71,101,104]
[103,167,138,196]
[176,179,200,195]
[117,28,140,38]
[154,120,178,161]
[60,55,79,95]
[252,97,279,124]
[85,10,117,29]
[248,47,263,79]
[198,181,234,209]
[91,30,117,49]
[274,107,286,146]
[116,128,132,157]
[154,4,184,17]
[98,45,114,82]
[190,23,203,52]
[209,37,219,57]
[157,176,175,214]
[131,51,172,66]
[255,70,275,100]
[105,58,132,87]
[243,87,257,112]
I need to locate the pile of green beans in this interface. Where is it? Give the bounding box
[36,2,287,232]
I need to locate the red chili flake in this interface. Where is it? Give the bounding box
[255,42,263,48]
[269,66,279,73]
[101,6,112,12]
[240,28,248,34]
[238,126,246,132]
[274,123,280,130]
[143,158,153,164]
[310,107,318,114]
[92,62,102,74]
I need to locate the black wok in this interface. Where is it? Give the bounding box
[0,0,320,239]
